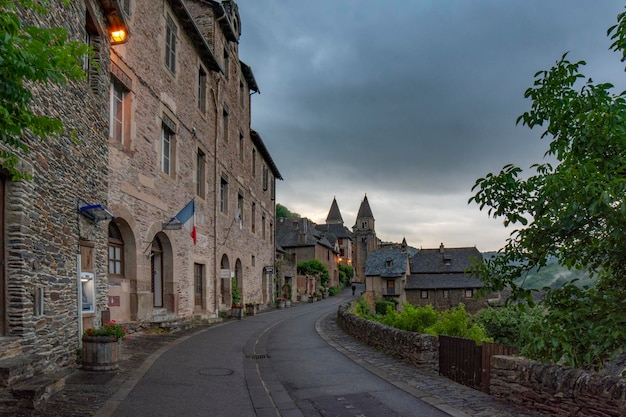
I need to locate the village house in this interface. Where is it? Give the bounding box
[364,245,410,307]
[0,0,129,405]
[105,0,281,327]
[1,0,281,405]
[406,244,489,313]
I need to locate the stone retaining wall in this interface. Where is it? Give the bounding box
[490,355,626,416]
[336,304,438,368]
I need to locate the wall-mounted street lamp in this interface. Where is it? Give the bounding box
[110,29,127,44]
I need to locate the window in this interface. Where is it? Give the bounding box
[108,223,124,276]
[252,148,256,177]
[223,48,229,78]
[239,80,244,106]
[84,10,101,92]
[222,107,229,142]
[443,290,449,299]
[385,259,392,268]
[251,255,255,267]
[262,214,266,239]
[421,290,428,299]
[263,165,268,191]
[362,221,368,228]
[121,0,131,16]
[196,148,206,198]
[239,133,244,162]
[387,280,395,295]
[464,289,474,298]
[165,14,177,73]
[110,78,126,143]
[161,117,175,176]
[194,263,204,308]
[198,67,207,112]
[251,203,256,233]
[237,192,244,228]
[220,176,228,213]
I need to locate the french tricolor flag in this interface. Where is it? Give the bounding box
[173,199,196,245]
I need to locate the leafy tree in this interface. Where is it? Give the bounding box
[297,259,329,287]
[276,203,299,219]
[469,9,626,368]
[338,263,354,287]
[0,0,90,180]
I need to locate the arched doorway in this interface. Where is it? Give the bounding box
[151,238,164,307]
[235,258,243,303]
[220,254,230,306]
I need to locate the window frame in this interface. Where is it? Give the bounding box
[165,14,177,73]
[196,148,206,198]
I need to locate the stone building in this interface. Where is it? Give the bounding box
[405,244,490,313]
[0,0,280,405]
[364,247,410,307]
[0,0,129,404]
[316,197,354,268]
[106,0,281,325]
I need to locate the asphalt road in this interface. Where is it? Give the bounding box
[111,288,449,417]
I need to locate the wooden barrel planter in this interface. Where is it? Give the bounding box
[82,336,120,371]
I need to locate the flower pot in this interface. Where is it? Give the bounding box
[231,306,243,319]
[277,300,285,308]
[245,304,257,316]
[82,336,120,371]
[285,300,291,308]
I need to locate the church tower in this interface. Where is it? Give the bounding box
[326,197,344,225]
[352,194,377,283]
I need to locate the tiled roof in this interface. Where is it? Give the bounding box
[365,249,408,277]
[356,195,374,219]
[276,218,335,251]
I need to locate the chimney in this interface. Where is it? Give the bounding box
[439,243,444,253]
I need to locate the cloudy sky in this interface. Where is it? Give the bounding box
[235,0,626,252]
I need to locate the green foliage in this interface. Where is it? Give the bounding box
[350,294,374,317]
[297,259,330,287]
[474,305,541,348]
[469,9,626,368]
[377,303,438,333]
[0,0,90,180]
[231,277,241,305]
[276,203,299,219]
[375,299,396,315]
[328,286,340,296]
[424,304,492,345]
[338,263,354,287]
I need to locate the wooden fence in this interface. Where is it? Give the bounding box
[438,335,518,393]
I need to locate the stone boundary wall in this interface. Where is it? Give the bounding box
[491,355,626,416]
[336,304,438,368]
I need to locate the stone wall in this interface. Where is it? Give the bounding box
[336,304,438,368]
[490,355,626,416]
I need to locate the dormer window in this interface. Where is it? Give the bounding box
[443,255,452,266]
[385,258,392,268]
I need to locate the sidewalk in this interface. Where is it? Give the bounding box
[4,306,543,417]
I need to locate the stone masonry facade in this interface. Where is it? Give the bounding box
[0,0,280,405]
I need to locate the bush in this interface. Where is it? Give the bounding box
[474,304,541,348]
[351,293,375,317]
[425,304,491,344]
[375,300,396,315]
[328,286,340,296]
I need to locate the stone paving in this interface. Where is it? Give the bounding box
[2,308,546,417]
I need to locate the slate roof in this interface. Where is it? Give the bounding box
[316,223,352,240]
[406,245,484,290]
[409,246,482,274]
[250,130,282,180]
[356,195,374,219]
[325,198,344,224]
[276,218,335,251]
[365,249,409,278]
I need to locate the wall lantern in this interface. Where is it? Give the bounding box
[110,29,127,44]
[78,203,115,222]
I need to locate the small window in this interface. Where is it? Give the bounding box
[251,255,255,267]
[239,133,244,162]
[110,78,128,144]
[385,259,392,268]
[161,117,175,176]
[252,148,256,177]
[237,192,244,228]
[222,108,229,142]
[165,14,177,73]
[251,203,256,233]
[362,221,368,228]
[108,222,124,276]
[263,165,268,191]
[223,48,229,78]
[220,176,228,213]
[196,148,206,198]
[464,289,474,298]
[194,263,204,308]
[262,214,266,239]
[239,80,245,106]
[421,290,428,299]
[198,67,207,112]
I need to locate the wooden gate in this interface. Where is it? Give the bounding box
[439,336,518,393]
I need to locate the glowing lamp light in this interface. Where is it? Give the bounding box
[110,29,127,44]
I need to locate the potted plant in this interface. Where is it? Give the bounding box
[231,278,243,319]
[82,320,128,371]
[245,302,257,316]
[277,297,286,308]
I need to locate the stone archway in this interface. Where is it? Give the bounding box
[235,258,243,303]
[150,232,174,313]
[107,217,137,322]
[220,254,230,307]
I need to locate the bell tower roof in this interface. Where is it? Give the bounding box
[325,197,344,225]
[356,194,374,220]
